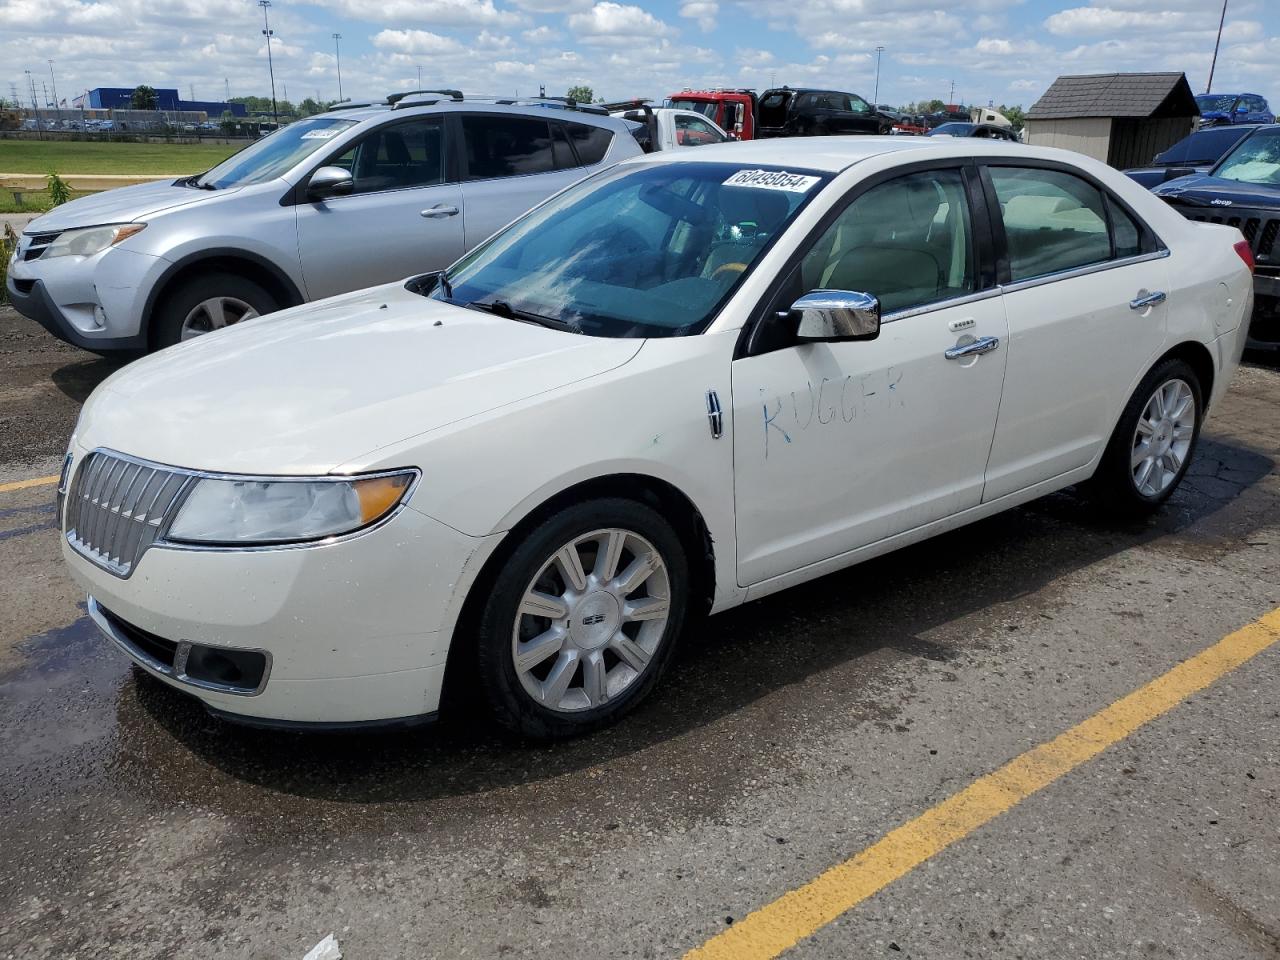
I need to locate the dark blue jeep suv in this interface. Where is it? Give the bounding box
[1195,92,1275,127]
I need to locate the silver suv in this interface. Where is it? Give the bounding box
[6,94,643,352]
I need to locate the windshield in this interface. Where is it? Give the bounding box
[1213,128,1280,186]
[670,99,719,121]
[1196,94,1236,114]
[196,117,357,188]
[432,161,829,338]
[930,122,974,136]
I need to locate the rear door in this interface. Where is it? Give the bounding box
[454,113,585,247]
[295,116,464,300]
[981,162,1170,501]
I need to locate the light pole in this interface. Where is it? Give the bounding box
[332,33,343,101]
[25,69,43,137]
[259,0,279,125]
[417,65,423,88]
[1206,0,1228,93]
[873,45,885,105]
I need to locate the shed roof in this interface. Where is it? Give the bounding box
[1027,72,1198,121]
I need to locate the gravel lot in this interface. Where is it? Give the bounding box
[1,303,1278,959]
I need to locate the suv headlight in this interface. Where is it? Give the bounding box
[41,223,146,259]
[166,470,416,545]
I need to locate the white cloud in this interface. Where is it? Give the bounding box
[679,0,718,32]
[314,0,526,27]
[522,24,562,42]
[371,28,463,55]
[567,2,676,44]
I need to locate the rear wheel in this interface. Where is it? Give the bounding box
[152,272,279,349]
[1089,358,1203,516]
[474,498,689,739]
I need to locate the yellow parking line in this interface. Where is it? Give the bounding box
[684,607,1280,960]
[0,475,60,494]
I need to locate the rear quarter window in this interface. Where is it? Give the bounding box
[566,122,614,166]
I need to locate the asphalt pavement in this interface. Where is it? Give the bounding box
[1,303,1278,960]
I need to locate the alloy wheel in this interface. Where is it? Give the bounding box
[512,527,671,713]
[180,296,259,340]
[1130,377,1196,497]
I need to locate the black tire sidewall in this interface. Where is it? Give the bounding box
[474,498,690,739]
[1095,358,1203,512]
[153,272,279,349]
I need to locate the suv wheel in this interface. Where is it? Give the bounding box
[153,272,279,349]
[474,498,689,739]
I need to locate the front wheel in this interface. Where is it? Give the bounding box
[474,498,689,739]
[1089,358,1203,516]
[152,272,279,349]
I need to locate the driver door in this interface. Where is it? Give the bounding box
[731,166,1008,585]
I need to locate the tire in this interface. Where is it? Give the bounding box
[152,271,279,349]
[1089,358,1203,517]
[474,497,690,739]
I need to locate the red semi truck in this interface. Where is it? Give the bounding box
[666,89,759,140]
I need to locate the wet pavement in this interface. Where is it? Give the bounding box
[1,303,1279,959]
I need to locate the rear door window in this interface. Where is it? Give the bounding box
[988,167,1112,281]
[461,115,556,180]
[565,121,613,166]
[758,92,791,127]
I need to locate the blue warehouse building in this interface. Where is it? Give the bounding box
[75,87,248,117]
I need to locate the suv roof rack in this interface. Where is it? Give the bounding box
[387,89,463,106]
[325,101,376,112]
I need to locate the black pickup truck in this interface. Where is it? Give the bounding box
[1154,125,1280,350]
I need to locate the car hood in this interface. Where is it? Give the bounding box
[76,283,645,475]
[1153,173,1280,208]
[24,179,223,233]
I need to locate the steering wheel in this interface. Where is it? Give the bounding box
[711,262,748,281]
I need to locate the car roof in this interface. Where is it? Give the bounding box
[618,135,1040,173]
[315,100,624,127]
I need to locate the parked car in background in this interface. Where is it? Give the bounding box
[876,105,904,124]
[609,105,731,152]
[667,89,758,140]
[756,87,893,137]
[1195,93,1274,127]
[1125,125,1258,189]
[1154,123,1280,349]
[891,115,930,136]
[62,137,1249,738]
[927,122,1020,142]
[6,94,643,354]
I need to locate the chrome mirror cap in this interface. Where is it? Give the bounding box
[792,290,881,342]
[308,166,355,200]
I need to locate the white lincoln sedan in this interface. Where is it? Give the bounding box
[60,138,1253,738]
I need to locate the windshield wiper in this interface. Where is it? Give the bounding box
[437,271,454,301]
[466,299,572,331]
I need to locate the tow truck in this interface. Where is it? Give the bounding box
[664,89,759,140]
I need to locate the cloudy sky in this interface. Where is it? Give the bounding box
[2,0,1277,112]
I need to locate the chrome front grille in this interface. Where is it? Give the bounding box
[65,451,193,577]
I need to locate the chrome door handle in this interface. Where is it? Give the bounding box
[421,205,459,218]
[1129,290,1167,310]
[944,336,1000,360]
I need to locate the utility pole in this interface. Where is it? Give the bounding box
[1206,0,1228,93]
[417,65,423,88]
[332,33,343,101]
[25,70,44,138]
[259,0,279,125]
[948,79,956,106]
[48,60,61,121]
[225,77,231,101]
[873,46,885,105]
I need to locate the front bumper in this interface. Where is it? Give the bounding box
[1248,273,1279,350]
[64,494,492,725]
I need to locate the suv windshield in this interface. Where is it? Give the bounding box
[1213,127,1280,186]
[195,117,358,189]
[432,161,828,338]
[1196,94,1237,114]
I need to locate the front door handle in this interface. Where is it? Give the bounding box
[421,205,459,219]
[1129,290,1167,310]
[944,336,1000,360]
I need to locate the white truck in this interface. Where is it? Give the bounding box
[607,102,733,152]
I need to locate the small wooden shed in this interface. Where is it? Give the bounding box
[1024,72,1200,169]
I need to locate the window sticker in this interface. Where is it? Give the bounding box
[723,169,820,193]
[301,128,342,140]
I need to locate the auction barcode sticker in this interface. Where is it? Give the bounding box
[723,169,820,193]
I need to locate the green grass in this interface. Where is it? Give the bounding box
[0,190,92,214]
[0,140,241,175]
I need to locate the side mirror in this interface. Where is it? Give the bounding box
[307,165,354,200]
[789,290,881,342]
[1236,105,1249,114]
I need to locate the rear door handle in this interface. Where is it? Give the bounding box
[944,336,1000,360]
[421,205,459,219]
[1129,290,1167,310]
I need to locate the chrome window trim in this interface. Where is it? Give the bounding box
[87,595,272,697]
[69,447,421,570]
[879,287,1003,325]
[999,248,1171,296]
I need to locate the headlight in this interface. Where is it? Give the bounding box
[166,471,416,545]
[41,223,146,260]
